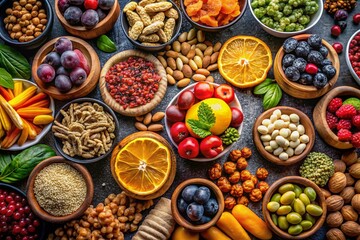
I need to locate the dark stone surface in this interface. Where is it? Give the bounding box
[2,0,360,239]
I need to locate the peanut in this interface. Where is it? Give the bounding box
[151,12,165,23]
[157,29,167,43]
[142,21,164,35]
[165,8,179,19]
[123,2,138,12]
[144,2,172,12]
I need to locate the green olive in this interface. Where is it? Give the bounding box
[304,187,317,201]
[276,205,292,215]
[271,193,281,203]
[286,212,302,224]
[271,213,278,226]
[288,224,303,235]
[299,193,310,206]
[280,191,296,205]
[300,220,313,231]
[304,213,316,224]
[293,198,306,215]
[279,183,295,194]
[306,204,323,217]
[278,216,289,230]
[293,184,302,198]
[267,201,280,212]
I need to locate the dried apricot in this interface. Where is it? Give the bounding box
[203,0,222,16]
[184,0,199,7]
[220,0,238,14]
[229,4,240,18]
[200,14,218,27]
[186,1,203,17]
[218,13,232,26]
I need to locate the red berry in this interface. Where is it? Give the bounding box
[352,115,360,127]
[326,111,338,129]
[336,104,357,119]
[305,63,318,75]
[337,119,352,130]
[338,129,352,142]
[351,132,360,148]
[353,13,360,25]
[84,0,98,10]
[331,25,341,37]
[327,97,343,113]
[332,42,343,54]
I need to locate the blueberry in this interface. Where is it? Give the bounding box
[307,50,324,66]
[319,46,329,58]
[194,186,211,204]
[299,73,313,85]
[186,203,204,222]
[282,54,296,67]
[298,41,311,51]
[292,58,307,72]
[313,73,328,88]
[285,66,300,82]
[321,59,332,66]
[295,42,310,58]
[177,198,188,214]
[307,34,322,49]
[182,185,198,203]
[283,38,298,53]
[195,215,212,225]
[322,65,336,79]
[204,198,219,217]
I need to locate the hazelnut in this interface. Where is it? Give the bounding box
[208,163,222,180]
[241,147,252,158]
[326,228,346,240]
[351,194,360,212]
[341,150,358,166]
[224,196,236,210]
[237,196,249,206]
[328,172,347,194]
[326,195,344,212]
[223,161,236,175]
[249,188,262,202]
[240,170,251,181]
[326,211,343,227]
[230,184,243,198]
[229,149,242,162]
[341,205,358,221]
[217,177,231,193]
[256,167,269,180]
[228,171,240,184]
[242,180,255,193]
[258,181,269,194]
[340,187,355,204]
[350,163,360,179]
[236,157,248,170]
[334,159,346,173]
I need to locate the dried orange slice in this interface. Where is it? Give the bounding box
[218,36,273,88]
[114,137,171,195]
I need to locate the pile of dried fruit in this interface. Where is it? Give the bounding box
[134,111,165,132]
[208,147,270,209]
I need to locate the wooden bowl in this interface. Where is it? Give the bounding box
[32,36,100,101]
[171,178,224,232]
[26,156,94,223]
[164,82,244,162]
[262,176,327,239]
[110,131,176,200]
[252,106,315,166]
[54,0,120,39]
[274,34,340,99]
[99,50,167,116]
[313,86,360,149]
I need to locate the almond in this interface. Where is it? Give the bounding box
[213,41,222,52]
[187,28,196,41]
[182,64,193,78]
[166,66,173,75]
[204,46,213,56]
[202,55,211,68]
[176,57,183,71]
[167,74,176,85]
[196,43,207,51]
[204,40,212,46]
[194,56,202,68]
[196,68,210,76]
[186,49,196,59]
[148,124,164,132]
[189,59,198,71]
[135,122,147,131]
[176,78,190,88]
[178,32,187,42]
[135,115,144,122]
[206,75,214,82]
[192,74,206,82]
[172,41,181,52]
[187,38,198,45]
[143,112,152,125]
[167,57,176,70]
[166,50,178,58]
[181,42,191,55]
[152,112,165,122]
[173,70,184,81]
[178,54,189,64]
[197,30,205,42]
[195,48,204,58]
[210,52,219,64]
[207,63,218,71]
[157,55,167,68]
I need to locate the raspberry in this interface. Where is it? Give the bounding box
[327,98,343,113]
[336,104,357,119]
[351,132,360,148]
[337,129,352,142]
[352,115,360,128]
[337,119,352,130]
[326,111,338,129]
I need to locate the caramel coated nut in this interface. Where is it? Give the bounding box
[144,2,172,12]
[126,11,141,26]
[142,20,164,35]
[128,21,144,40]
[139,0,156,7]
[136,6,152,26]
[138,33,160,43]
[165,8,179,19]
[151,12,165,23]
[157,29,167,43]
[123,2,138,12]
[164,17,175,42]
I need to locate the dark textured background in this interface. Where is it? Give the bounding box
[3,0,360,239]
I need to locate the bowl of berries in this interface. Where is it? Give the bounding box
[346,29,360,85]
[55,0,120,39]
[274,34,340,99]
[313,86,360,149]
[165,82,244,162]
[32,36,100,100]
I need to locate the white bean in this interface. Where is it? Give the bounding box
[283,121,290,128]
[289,139,300,148]
[300,134,309,143]
[268,124,275,133]
[263,141,270,146]
[270,140,278,149]
[273,147,283,156]
[270,114,278,123]
[271,130,279,139]
[281,114,290,122]
[297,125,305,135]
[286,147,294,157]
[261,134,271,142]
[258,125,268,135]
[262,119,271,126]
[273,109,282,118]
[265,146,273,152]
[290,113,300,123]
[274,120,285,129]
[280,128,290,138]
[289,123,297,131]
[284,139,290,148]
[295,143,306,155]
[279,152,289,161]
[290,131,300,141]
[275,136,286,146]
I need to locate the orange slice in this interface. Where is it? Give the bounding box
[114,137,171,195]
[218,36,273,88]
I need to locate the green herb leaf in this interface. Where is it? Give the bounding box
[198,102,215,126]
[0,68,14,89]
[263,83,282,110]
[0,154,14,175]
[0,44,30,79]
[254,78,274,95]
[96,35,117,53]
[187,119,212,138]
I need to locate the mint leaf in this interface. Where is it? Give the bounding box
[198,102,215,126]
[0,68,13,89]
[187,119,212,138]
[254,78,274,95]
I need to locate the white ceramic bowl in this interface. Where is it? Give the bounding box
[164,83,243,162]
[1,79,55,151]
[346,29,360,85]
[248,0,323,38]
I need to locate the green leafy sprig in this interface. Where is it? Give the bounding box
[254,78,282,110]
[187,102,216,138]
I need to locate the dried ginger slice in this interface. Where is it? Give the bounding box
[203,0,222,16]
[220,0,238,14]
[200,14,218,27]
[186,0,203,17]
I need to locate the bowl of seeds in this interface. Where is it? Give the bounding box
[26,156,94,223]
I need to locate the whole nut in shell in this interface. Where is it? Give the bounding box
[328,172,347,194]
[334,160,346,173]
[342,151,358,166]
[326,211,344,227]
[350,163,360,179]
[320,188,332,199]
[326,228,346,240]
[355,180,360,194]
[351,194,360,212]
[346,173,355,186]
[340,187,356,204]
[341,205,358,221]
[341,221,360,237]
[326,195,344,212]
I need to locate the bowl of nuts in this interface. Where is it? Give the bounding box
[52,97,119,164]
[252,106,315,166]
[0,0,54,50]
[121,0,182,51]
[262,176,326,239]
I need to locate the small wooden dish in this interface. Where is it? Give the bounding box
[26,156,94,223]
[274,34,340,99]
[313,86,360,149]
[262,176,327,239]
[32,36,100,101]
[171,178,224,232]
[99,50,167,116]
[252,106,315,166]
[110,131,176,200]
[54,0,120,39]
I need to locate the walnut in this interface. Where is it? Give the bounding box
[250,189,262,202]
[258,181,269,194]
[229,149,242,162]
[242,180,255,193]
[250,175,258,185]
[240,170,251,181]
[237,196,249,206]
[328,172,347,194]
[230,184,243,198]
[224,196,236,210]
[208,163,222,180]
[228,171,241,184]
[241,147,252,158]
[236,157,248,171]
[256,168,269,180]
[217,177,231,193]
[224,161,236,174]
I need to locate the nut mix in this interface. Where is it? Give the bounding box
[134,111,165,132]
[4,0,48,42]
[324,0,357,14]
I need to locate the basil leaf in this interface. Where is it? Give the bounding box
[254,78,274,95]
[0,154,14,175]
[0,68,14,89]
[97,35,117,53]
[263,84,282,110]
[0,44,30,79]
